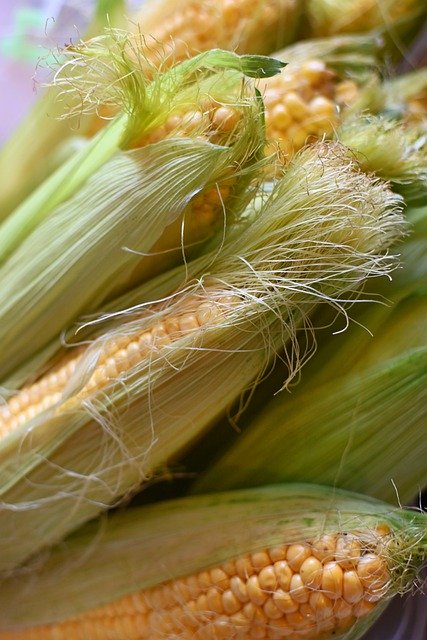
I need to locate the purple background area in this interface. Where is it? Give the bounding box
[0,1,142,144]
[0,1,92,143]
[0,2,425,638]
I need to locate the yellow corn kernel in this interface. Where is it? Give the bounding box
[259,59,349,161]
[87,102,242,289]
[133,101,244,148]
[0,293,238,440]
[0,530,390,640]
[133,0,299,64]
[123,178,235,288]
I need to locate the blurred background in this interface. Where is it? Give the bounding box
[0,2,426,638]
[0,0,144,143]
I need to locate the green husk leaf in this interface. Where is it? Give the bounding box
[0,134,260,381]
[181,50,287,78]
[195,348,427,502]
[0,484,425,628]
[0,116,126,262]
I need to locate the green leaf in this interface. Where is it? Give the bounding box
[0,116,127,263]
[0,138,232,379]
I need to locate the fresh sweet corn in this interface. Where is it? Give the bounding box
[0,42,281,260]
[0,143,404,572]
[89,34,378,164]
[0,292,238,438]
[254,34,379,161]
[195,207,427,503]
[0,47,280,381]
[0,484,425,640]
[0,0,297,221]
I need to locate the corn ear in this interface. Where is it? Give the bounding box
[195,208,427,503]
[0,45,279,381]
[0,40,283,262]
[0,135,261,382]
[0,0,293,221]
[131,0,302,62]
[0,143,404,572]
[0,484,425,640]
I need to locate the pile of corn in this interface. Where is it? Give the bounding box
[0,1,426,639]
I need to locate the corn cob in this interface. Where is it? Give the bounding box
[87,34,377,163]
[0,143,404,572]
[0,484,425,639]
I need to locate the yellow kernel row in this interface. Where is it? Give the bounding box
[135,0,295,63]
[259,60,357,160]
[133,101,244,148]
[0,294,238,439]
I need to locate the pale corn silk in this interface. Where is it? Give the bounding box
[0,1,425,638]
